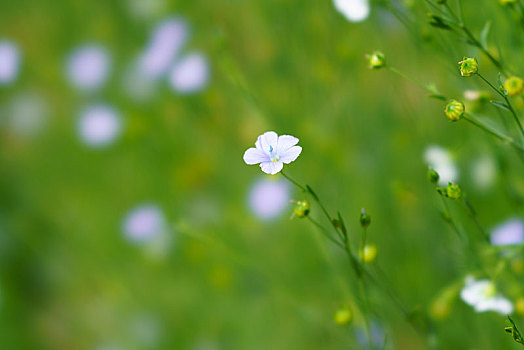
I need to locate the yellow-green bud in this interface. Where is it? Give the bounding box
[458,57,478,77]
[503,76,524,97]
[367,51,386,69]
[359,244,377,264]
[293,200,310,218]
[445,182,462,199]
[334,306,352,326]
[500,0,517,5]
[427,168,440,184]
[445,100,465,121]
[359,208,371,228]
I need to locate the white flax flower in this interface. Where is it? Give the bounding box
[460,276,513,315]
[243,131,302,175]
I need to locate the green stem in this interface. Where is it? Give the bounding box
[460,197,490,243]
[463,114,524,153]
[307,216,345,249]
[388,66,435,94]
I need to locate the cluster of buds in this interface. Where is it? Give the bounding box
[444,100,465,121]
[458,57,478,77]
[366,51,386,69]
[437,182,462,199]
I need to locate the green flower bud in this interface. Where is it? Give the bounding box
[503,76,524,97]
[334,306,352,326]
[500,0,517,5]
[445,182,462,199]
[293,200,310,218]
[366,51,386,69]
[458,57,478,77]
[359,208,371,228]
[427,168,440,184]
[445,100,465,121]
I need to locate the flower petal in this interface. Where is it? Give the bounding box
[277,135,299,154]
[243,147,268,165]
[280,146,302,164]
[256,131,278,155]
[260,161,283,175]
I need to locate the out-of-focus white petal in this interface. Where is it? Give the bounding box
[475,296,513,314]
[333,0,370,23]
[460,279,490,306]
[168,52,209,94]
[139,18,188,79]
[424,145,458,186]
[277,135,299,154]
[122,204,166,243]
[280,146,302,164]
[248,179,290,220]
[78,104,122,147]
[66,44,111,91]
[490,218,524,246]
[260,161,283,175]
[243,147,268,165]
[0,40,20,85]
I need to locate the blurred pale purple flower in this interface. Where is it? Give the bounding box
[66,44,111,91]
[122,204,166,243]
[168,52,209,94]
[78,105,121,147]
[138,18,188,79]
[460,276,513,315]
[243,131,302,175]
[0,40,20,85]
[424,145,458,186]
[333,0,370,23]
[490,218,524,246]
[249,179,290,220]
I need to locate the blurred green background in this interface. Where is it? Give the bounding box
[0,0,524,349]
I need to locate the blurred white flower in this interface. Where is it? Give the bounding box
[6,91,48,137]
[471,155,497,190]
[0,40,21,85]
[490,218,524,246]
[243,131,302,175]
[66,45,111,91]
[249,179,290,220]
[424,145,458,186]
[77,105,122,147]
[168,52,209,94]
[122,204,167,243]
[333,0,370,23]
[138,18,188,79]
[460,276,513,315]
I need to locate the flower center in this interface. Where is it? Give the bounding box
[269,145,279,162]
